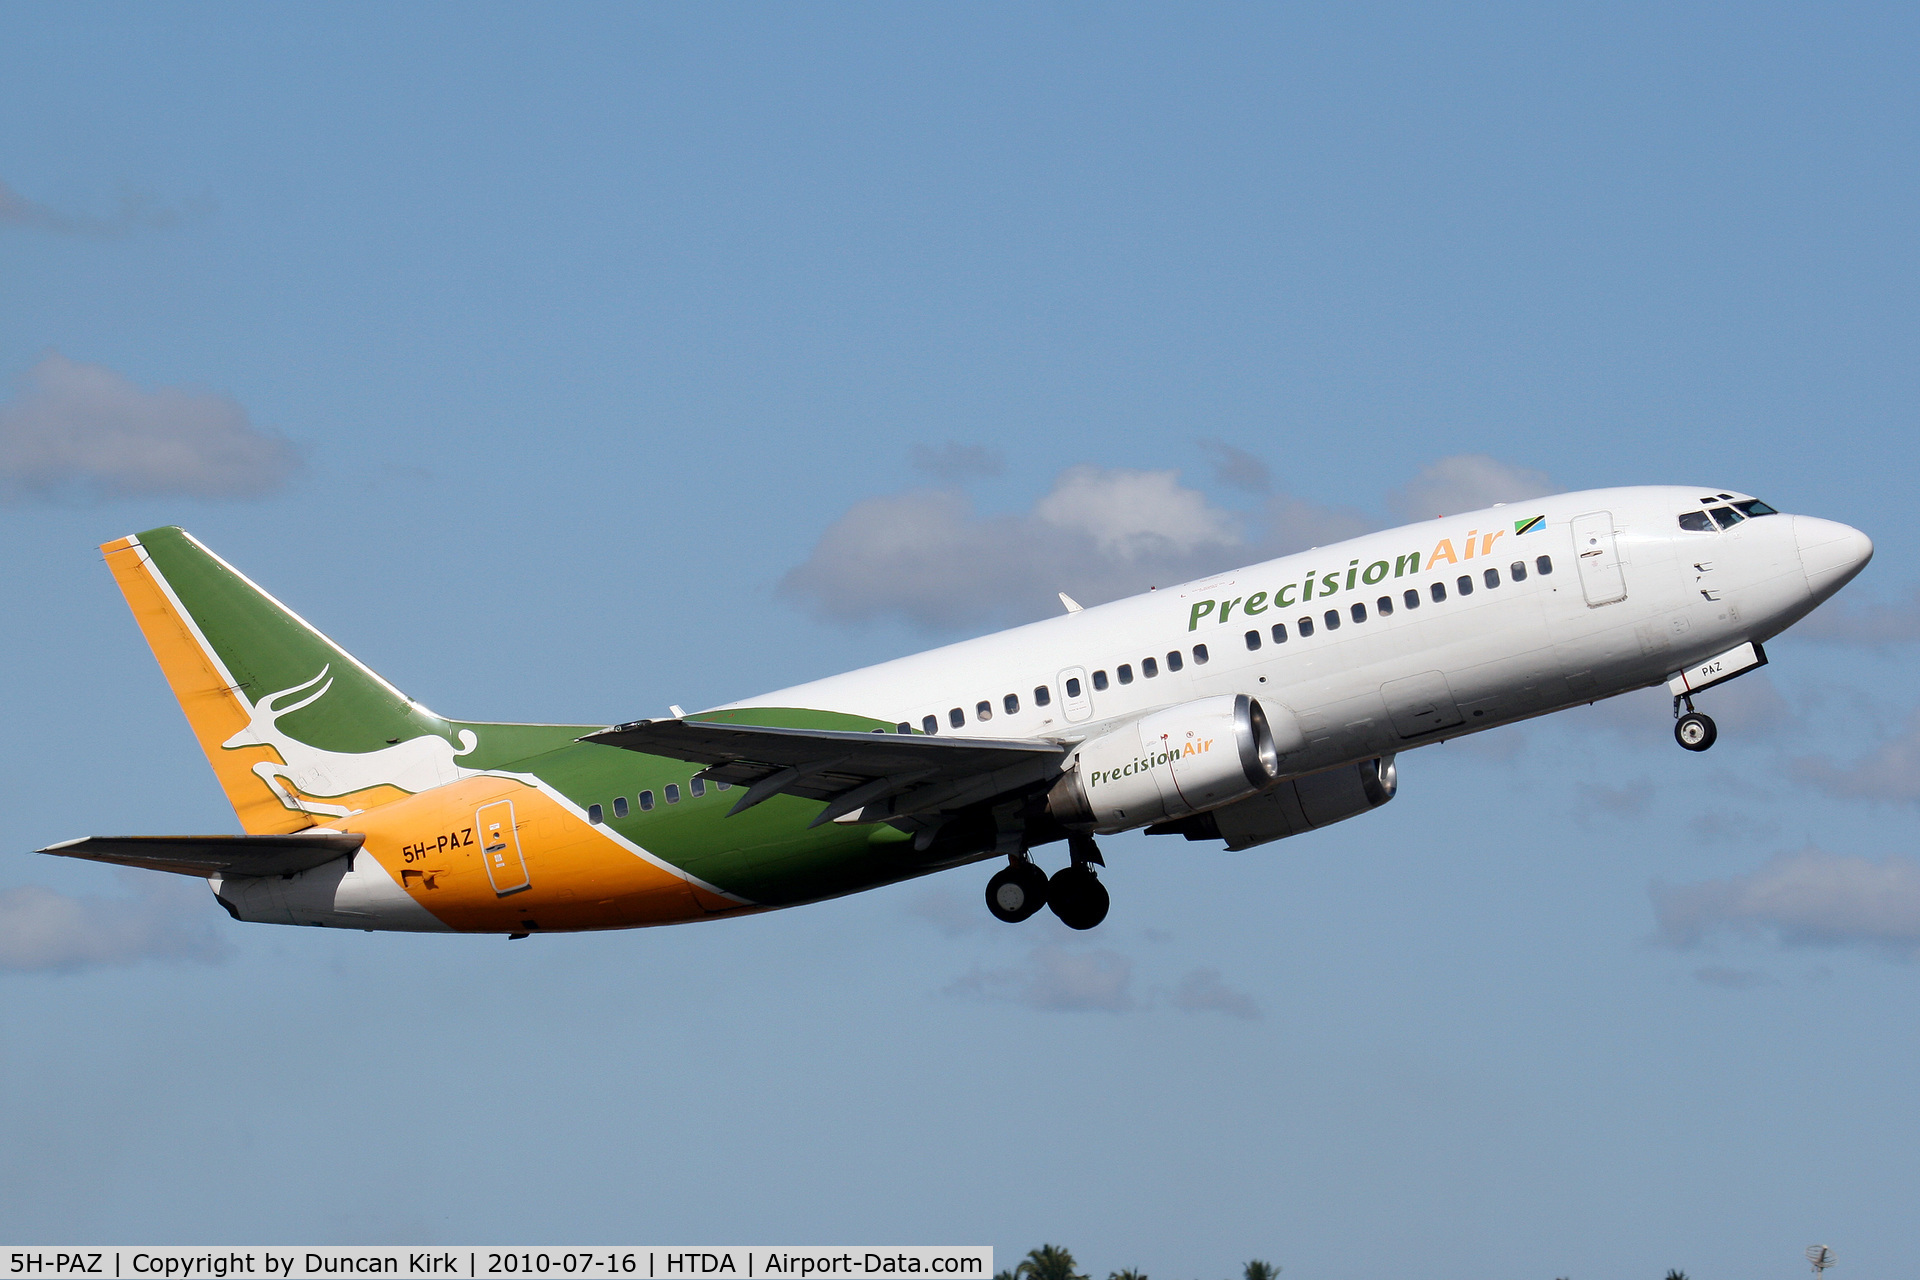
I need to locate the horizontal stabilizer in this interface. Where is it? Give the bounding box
[582,718,1067,820]
[38,832,365,878]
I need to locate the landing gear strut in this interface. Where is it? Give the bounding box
[1048,835,1110,931]
[985,858,1048,923]
[1673,693,1717,752]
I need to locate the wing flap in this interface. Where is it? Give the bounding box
[581,718,1069,819]
[38,832,365,878]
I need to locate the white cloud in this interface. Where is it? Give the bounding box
[778,469,1248,630]
[1651,847,1920,960]
[1254,491,1377,556]
[0,352,298,501]
[1034,465,1242,558]
[910,441,1004,482]
[945,945,1137,1012]
[1385,454,1556,522]
[0,874,230,973]
[781,453,1556,632]
[1169,967,1261,1018]
[1793,711,1920,804]
[1573,777,1656,826]
[906,887,991,938]
[0,177,186,237]
[1198,440,1272,495]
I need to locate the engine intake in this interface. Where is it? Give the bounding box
[1047,694,1285,834]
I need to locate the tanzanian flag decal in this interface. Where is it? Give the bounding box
[1513,514,1546,536]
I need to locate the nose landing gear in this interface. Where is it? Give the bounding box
[1673,693,1717,752]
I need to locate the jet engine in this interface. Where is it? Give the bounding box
[1047,694,1293,833]
[1147,755,1398,850]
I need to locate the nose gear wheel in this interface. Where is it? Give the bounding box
[1675,711,1717,751]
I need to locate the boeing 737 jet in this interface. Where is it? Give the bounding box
[40,486,1871,934]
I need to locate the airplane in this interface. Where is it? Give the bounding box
[37,485,1871,936]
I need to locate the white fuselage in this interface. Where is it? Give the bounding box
[725,486,1870,781]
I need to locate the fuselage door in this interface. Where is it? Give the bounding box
[476,799,530,897]
[1570,511,1628,606]
[1058,667,1093,723]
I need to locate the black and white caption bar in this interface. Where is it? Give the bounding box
[4,1252,992,1280]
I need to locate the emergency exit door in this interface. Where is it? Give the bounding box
[1570,511,1628,606]
[476,799,530,896]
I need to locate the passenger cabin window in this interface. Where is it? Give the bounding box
[690,778,706,798]
[976,700,992,721]
[664,783,680,804]
[896,721,911,733]
[1484,567,1500,588]
[1142,657,1159,677]
[1510,560,1527,581]
[1678,511,1714,532]
[1431,581,1447,602]
[639,790,655,811]
[923,715,939,734]
[1736,499,1778,517]
[1536,555,1553,575]
[1034,685,1052,706]
[1192,644,1209,664]
[1245,629,1261,651]
[1092,670,1109,691]
[1004,692,1020,714]
[949,707,965,728]
[1270,623,1288,643]
[613,796,629,818]
[1457,575,1474,595]
[1710,505,1745,529]
[1351,602,1367,623]
[1065,677,1082,698]
[1377,595,1393,616]
[588,803,604,824]
[1324,609,1341,631]
[1166,650,1184,672]
[1298,615,1315,637]
[1404,588,1420,610]
[1117,664,1134,685]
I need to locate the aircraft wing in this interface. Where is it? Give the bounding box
[38,832,365,878]
[581,719,1071,826]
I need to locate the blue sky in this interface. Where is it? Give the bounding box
[3,3,1918,1275]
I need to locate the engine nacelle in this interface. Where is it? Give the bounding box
[1148,755,1398,850]
[1047,694,1286,834]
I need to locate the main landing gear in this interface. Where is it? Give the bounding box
[1673,693,1717,752]
[985,858,1049,923]
[983,833,1111,930]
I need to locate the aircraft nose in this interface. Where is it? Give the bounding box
[1794,515,1874,601]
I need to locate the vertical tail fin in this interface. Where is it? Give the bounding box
[103,527,479,832]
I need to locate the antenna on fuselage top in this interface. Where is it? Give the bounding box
[1059,593,1084,613]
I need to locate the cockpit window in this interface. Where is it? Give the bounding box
[1735,499,1778,517]
[1709,505,1746,529]
[1678,511,1713,532]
